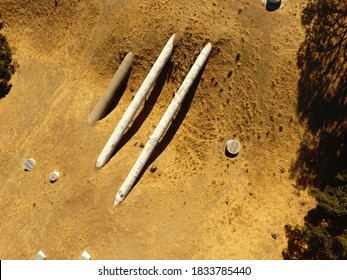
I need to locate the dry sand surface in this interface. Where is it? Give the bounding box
[0,0,315,259]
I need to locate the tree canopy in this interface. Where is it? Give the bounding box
[0,28,14,98]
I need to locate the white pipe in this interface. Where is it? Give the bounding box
[96,34,175,169]
[114,42,212,206]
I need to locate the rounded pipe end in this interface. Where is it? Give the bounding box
[88,116,96,125]
[95,160,104,169]
[126,51,135,61]
[168,34,175,46]
[114,193,123,206]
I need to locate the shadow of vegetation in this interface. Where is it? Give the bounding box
[110,60,174,157]
[0,23,15,99]
[0,82,12,99]
[290,0,347,190]
[284,0,347,260]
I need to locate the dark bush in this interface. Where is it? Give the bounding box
[284,0,346,259]
[0,29,15,98]
[283,171,347,260]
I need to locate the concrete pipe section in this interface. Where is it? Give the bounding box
[24,158,36,171]
[225,140,241,158]
[114,42,212,206]
[96,35,175,169]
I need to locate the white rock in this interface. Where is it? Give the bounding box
[24,158,36,171]
[49,171,60,183]
[80,250,91,260]
[35,250,46,260]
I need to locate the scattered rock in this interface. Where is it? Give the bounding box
[35,250,46,260]
[150,165,157,173]
[279,166,286,173]
[80,250,91,260]
[49,171,60,183]
[271,233,278,240]
[24,158,36,171]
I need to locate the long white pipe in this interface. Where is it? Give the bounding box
[96,34,175,169]
[114,42,212,206]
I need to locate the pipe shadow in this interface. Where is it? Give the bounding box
[128,56,209,190]
[110,60,174,157]
[265,1,281,12]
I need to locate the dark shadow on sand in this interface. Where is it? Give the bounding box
[224,149,239,159]
[0,83,12,99]
[283,0,347,260]
[265,1,281,12]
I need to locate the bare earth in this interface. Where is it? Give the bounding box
[0,0,315,259]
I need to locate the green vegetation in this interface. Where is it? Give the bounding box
[312,173,347,219]
[0,27,15,98]
[283,171,347,259]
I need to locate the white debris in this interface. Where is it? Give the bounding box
[24,158,36,171]
[80,250,91,260]
[49,171,60,183]
[35,250,46,260]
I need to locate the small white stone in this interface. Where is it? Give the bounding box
[35,250,46,260]
[49,171,60,183]
[24,158,36,171]
[80,250,91,260]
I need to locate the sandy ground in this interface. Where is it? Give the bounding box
[0,0,315,259]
